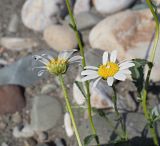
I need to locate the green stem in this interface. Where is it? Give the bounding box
[112,85,128,141]
[65,0,99,145]
[59,75,83,146]
[140,0,159,146]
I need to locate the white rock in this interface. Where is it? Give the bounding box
[13,124,34,138]
[43,25,77,51]
[0,37,38,50]
[31,95,62,131]
[92,0,135,14]
[73,0,90,15]
[1,142,8,146]
[21,0,62,31]
[73,75,114,109]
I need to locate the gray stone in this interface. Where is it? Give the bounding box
[0,37,38,50]
[0,50,57,86]
[65,12,102,30]
[41,84,57,94]
[31,95,63,131]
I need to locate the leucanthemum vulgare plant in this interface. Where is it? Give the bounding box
[32,0,159,145]
[33,49,83,146]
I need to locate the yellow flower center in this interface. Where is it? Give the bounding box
[98,62,119,79]
[46,59,68,75]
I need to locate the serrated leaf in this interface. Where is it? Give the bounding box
[75,81,87,99]
[84,134,98,146]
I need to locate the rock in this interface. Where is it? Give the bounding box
[13,124,35,138]
[31,95,62,131]
[1,142,8,146]
[7,13,19,33]
[37,132,48,142]
[54,138,65,146]
[73,0,90,15]
[21,0,63,31]
[0,50,57,87]
[92,0,135,14]
[0,85,25,114]
[89,9,160,81]
[0,37,38,50]
[73,74,114,109]
[0,121,7,130]
[78,113,160,145]
[65,12,102,30]
[12,112,22,124]
[43,25,77,51]
[41,84,57,94]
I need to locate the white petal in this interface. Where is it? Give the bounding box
[32,66,47,70]
[64,113,74,137]
[120,69,131,75]
[119,62,135,70]
[41,54,54,60]
[103,51,108,65]
[38,70,45,76]
[84,66,98,70]
[110,50,117,62]
[114,72,126,81]
[33,55,49,65]
[58,49,77,60]
[81,74,99,82]
[92,77,101,88]
[107,77,114,86]
[81,70,98,76]
[68,55,82,63]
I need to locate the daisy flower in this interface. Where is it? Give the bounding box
[81,50,135,87]
[33,49,82,76]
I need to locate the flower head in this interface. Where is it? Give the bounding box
[33,49,82,76]
[81,50,135,87]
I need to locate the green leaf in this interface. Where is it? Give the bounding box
[74,81,87,99]
[84,134,99,146]
[130,59,151,95]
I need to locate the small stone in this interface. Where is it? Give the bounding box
[37,132,48,142]
[0,85,25,114]
[0,122,7,130]
[54,138,65,146]
[73,0,90,15]
[65,12,102,30]
[43,25,77,51]
[41,84,57,94]
[0,37,38,50]
[21,0,63,31]
[7,14,19,33]
[1,142,8,146]
[12,112,22,124]
[31,95,62,131]
[13,124,34,138]
[92,0,135,14]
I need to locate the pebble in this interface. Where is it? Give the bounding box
[0,85,25,114]
[37,132,48,142]
[92,0,135,14]
[12,112,22,124]
[7,13,19,33]
[21,0,63,31]
[65,11,102,30]
[43,25,77,51]
[31,95,62,131]
[0,121,7,130]
[41,84,57,94]
[0,37,38,50]
[1,142,8,146]
[73,0,90,15]
[54,138,65,146]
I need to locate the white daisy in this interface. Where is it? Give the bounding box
[64,112,74,137]
[81,50,135,87]
[33,49,82,76]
